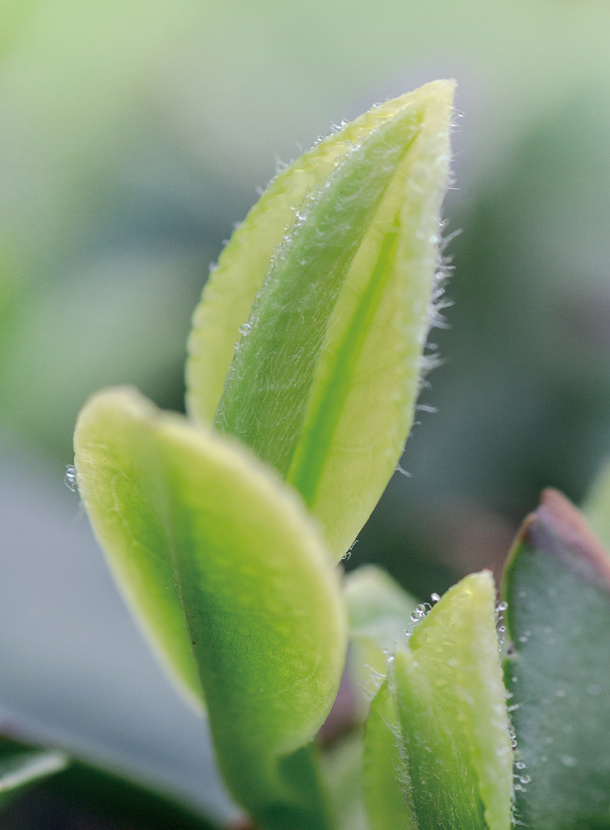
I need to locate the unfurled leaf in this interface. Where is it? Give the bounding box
[74,387,347,830]
[390,572,512,830]
[504,488,610,830]
[187,81,454,560]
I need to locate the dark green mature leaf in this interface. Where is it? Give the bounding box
[390,572,512,830]
[0,744,68,809]
[0,736,217,828]
[188,81,454,561]
[74,387,346,830]
[504,488,610,830]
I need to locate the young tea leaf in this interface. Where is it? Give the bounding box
[504,488,610,830]
[74,387,347,830]
[345,565,418,697]
[187,81,454,561]
[363,679,414,830]
[390,572,513,830]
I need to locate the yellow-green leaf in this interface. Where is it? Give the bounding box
[363,679,415,830]
[186,81,454,560]
[74,387,347,829]
[390,572,512,830]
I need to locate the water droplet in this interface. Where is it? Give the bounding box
[498,625,506,633]
[518,590,527,599]
[410,604,427,623]
[545,737,554,745]
[239,323,251,336]
[556,689,566,698]
[497,601,508,612]
[64,465,78,492]
[515,762,526,770]
[520,775,531,785]
[430,592,441,603]
[541,755,548,763]
[518,635,528,643]
[561,755,577,768]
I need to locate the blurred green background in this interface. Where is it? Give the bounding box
[1,0,610,823]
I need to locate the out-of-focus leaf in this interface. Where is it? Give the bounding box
[390,572,512,830]
[188,81,454,561]
[0,744,68,809]
[346,565,419,653]
[320,734,368,830]
[583,458,610,552]
[74,387,346,830]
[503,488,610,830]
[363,679,413,830]
[0,736,218,828]
[345,565,418,696]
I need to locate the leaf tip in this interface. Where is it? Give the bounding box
[511,487,610,592]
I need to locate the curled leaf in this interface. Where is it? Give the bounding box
[187,81,454,560]
[390,572,512,830]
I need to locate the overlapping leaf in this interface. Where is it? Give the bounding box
[504,488,610,830]
[345,565,418,697]
[387,572,512,830]
[187,81,454,560]
[74,387,347,829]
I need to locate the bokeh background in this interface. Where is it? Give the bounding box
[2,0,610,823]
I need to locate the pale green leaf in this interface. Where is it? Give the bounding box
[74,387,347,829]
[363,679,414,830]
[391,572,512,830]
[345,565,418,697]
[187,81,454,560]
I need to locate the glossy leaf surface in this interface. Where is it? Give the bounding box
[188,81,454,560]
[391,572,512,830]
[74,387,347,829]
[504,489,610,830]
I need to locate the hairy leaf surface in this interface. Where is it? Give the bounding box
[363,679,414,830]
[390,572,512,830]
[187,81,454,560]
